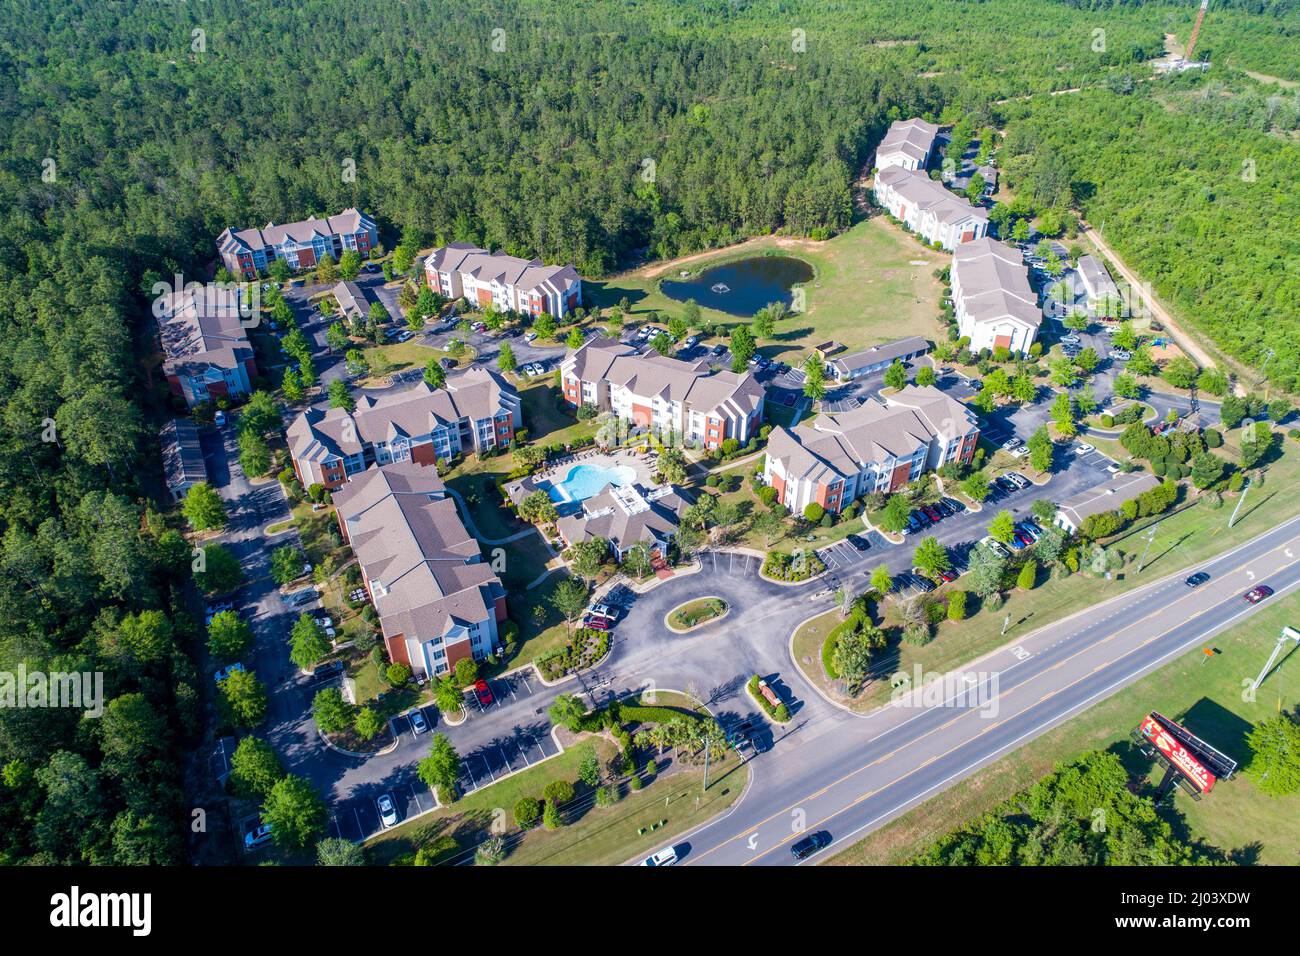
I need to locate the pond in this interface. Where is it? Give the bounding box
[660,255,814,317]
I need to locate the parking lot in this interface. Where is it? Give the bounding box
[816,530,889,573]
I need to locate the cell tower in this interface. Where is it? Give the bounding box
[1185,1,1210,62]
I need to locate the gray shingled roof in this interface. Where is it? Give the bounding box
[876,118,940,166]
[333,462,502,646]
[426,243,581,296]
[158,285,254,377]
[952,237,1041,329]
[876,166,988,226]
[217,208,375,254]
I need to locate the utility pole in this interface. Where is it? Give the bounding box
[1228,477,1252,528]
[701,736,711,793]
[1251,627,1300,693]
[1001,613,1011,636]
[1137,524,1158,572]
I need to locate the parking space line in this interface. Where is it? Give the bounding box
[499,745,513,772]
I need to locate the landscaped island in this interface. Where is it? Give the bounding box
[666,597,729,632]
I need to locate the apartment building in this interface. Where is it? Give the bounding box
[874,166,988,250]
[333,462,507,679]
[286,368,521,489]
[952,237,1042,356]
[560,337,764,449]
[158,284,258,408]
[424,243,582,319]
[331,280,371,322]
[874,118,940,172]
[216,208,378,279]
[763,386,980,515]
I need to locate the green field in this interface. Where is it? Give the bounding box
[831,589,1300,866]
[586,217,947,362]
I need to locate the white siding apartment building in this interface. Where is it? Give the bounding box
[424,243,582,319]
[952,237,1042,356]
[874,118,940,172]
[874,167,989,250]
[763,386,980,515]
[561,337,765,450]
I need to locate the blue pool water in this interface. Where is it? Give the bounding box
[543,463,637,503]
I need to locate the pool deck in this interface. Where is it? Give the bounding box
[504,449,658,509]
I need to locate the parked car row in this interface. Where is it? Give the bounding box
[902,497,966,535]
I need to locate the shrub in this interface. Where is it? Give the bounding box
[514,797,541,829]
[1017,560,1038,591]
[542,801,563,829]
[595,786,615,808]
[628,773,643,791]
[542,779,575,805]
[803,502,825,523]
[947,590,968,621]
[1204,428,1223,448]
[1100,413,1114,428]
[385,662,411,686]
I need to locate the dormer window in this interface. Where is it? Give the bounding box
[372,580,388,597]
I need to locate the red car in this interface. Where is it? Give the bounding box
[938,569,959,583]
[923,506,942,522]
[1244,585,1274,605]
[473,679,494,707]
[584,615,610,631]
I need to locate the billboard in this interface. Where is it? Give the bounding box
[1138,713,1218,793]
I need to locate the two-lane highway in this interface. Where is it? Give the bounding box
[679,511,1300,866]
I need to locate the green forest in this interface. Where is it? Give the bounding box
[0,0,1297,864]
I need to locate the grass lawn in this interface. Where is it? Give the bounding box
[355,340,473,387]
[830,589,1300,866]
[585,217,946,361]
[366,734,749,866]
[668,597,729,630]
[802,432,1300,712]
[519,381,598,448]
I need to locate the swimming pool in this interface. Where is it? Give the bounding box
[543,463,637,503]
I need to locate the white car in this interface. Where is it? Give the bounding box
[1076,442,1095,454]
[588,603,616,620]
[314,615,334,628]
[244,822,273,849]
[410,710,429,734]
[524,330,538,342]
[639,846,678,867]
[397,330,414,342]
[377,793,399,829]
[1106,462,1122,474]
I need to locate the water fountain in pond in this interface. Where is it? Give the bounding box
[711,283,730,294]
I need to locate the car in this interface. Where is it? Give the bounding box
[979,536,1010,558]
[1076,442,1095,454]
[933,500,954,518]
[684,335,699,348]
[711,343,727,356]
[214,662,245,684]
[912,509,931,526]
[1009,535,1028,550]
[287,587,319,608]
[1003,437,1023,451]
[377,793,399,828]
[589,603,616,620]
[214,410,226,427]
[639,846,679,867]
[908,571,936,593]
[473,678,494,707]
[635,327,651,339]
[1244,585,1274,605]
[993,477,1017,494]
[846,533,871,552]
[1106,462,1122,474]
[942,496,966,514]
[1061,334,1081,345]
[397,330,414,342]
[791,831,831,861]
[244,822,273,850]
[1006,472,1029,488]
[309,659,345,682]
[583,615,610,631]
[1185,572,1211,588]
[524,330,538,342]
[314,615,334,628]
[471,321,486,332]
[937,568,959,583]
[923,505,942,522]
[747,355,760,366]
[440,357,455,369]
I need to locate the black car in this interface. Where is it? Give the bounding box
[791,831,831,860]
[711,344,727,356]
[933,500,953,518]
[1186,572,1211,588]
[942,496,966,514]
[847,533,871,552]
